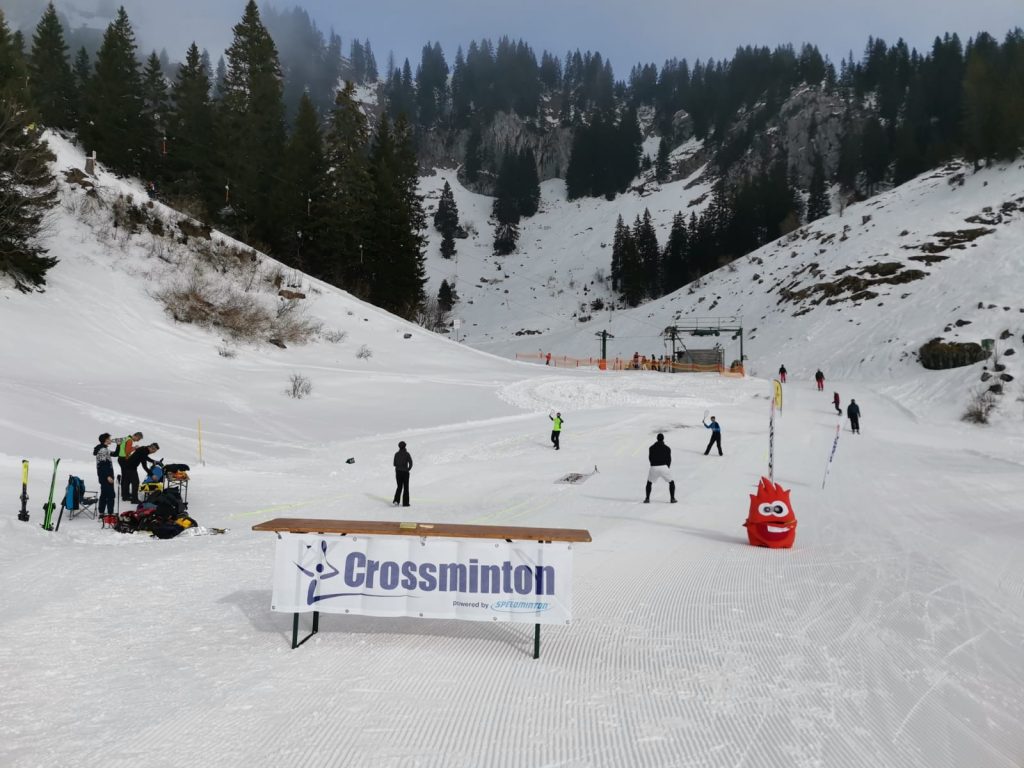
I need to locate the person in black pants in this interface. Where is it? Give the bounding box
[702,416,723,455]
[93,433,116,519]
[847,400,861,434]
[392,441,413,506]
[125,443,159,503]
[645,433,676,503]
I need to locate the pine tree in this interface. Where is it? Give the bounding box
[80,8,146,176]
[309,81,373,289]
[0,11,29,102]
[464,123,482,182]
[140,51,168,175]
[366,115,426,318]
[662,212,689,292]
[28,2,77,129]
[168,42,215,214]
[635,209,661,297]
[281,92,324,270]
[0,99,58,291]
[72,46,90,92]
[655,136,671,182]
[434,180,459,259]
[364,40,378,81]
[438,278,456,312]
[806,152,830,222]
[217,0,287,249]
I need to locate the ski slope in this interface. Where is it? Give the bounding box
[0,136,1022,768]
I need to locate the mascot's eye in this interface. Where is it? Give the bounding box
[758,503,774,516]
[771,503,790,517]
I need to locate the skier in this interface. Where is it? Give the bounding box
[115,431,143,501]
[778,365,787,384]
[392,441,413,507]
[815,369,825,392]
[702,416,723,456]
[645,433,676,504]
[545,352,551,366]
[93,433,116,521]
[124,443,160,503]
[833,392,842,415]
[549,412,563,450]
[847,399,861,434]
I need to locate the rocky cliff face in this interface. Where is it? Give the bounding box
[721,86,860,188]
[418,111,574,195]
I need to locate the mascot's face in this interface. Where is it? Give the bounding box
[745,477,797,548]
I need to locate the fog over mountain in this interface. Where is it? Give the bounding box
[9,0,1023,75]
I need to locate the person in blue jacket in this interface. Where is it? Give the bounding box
[702,415,723,456]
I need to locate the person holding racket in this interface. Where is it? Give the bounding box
[702,414,723,456]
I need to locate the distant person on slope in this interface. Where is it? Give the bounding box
[125,443,160,503]
[645,433,676,504]
[703,416,723,456]
[847,400,861,434]
[778,365,787,384]
[549,412,563,450]
[93,433,116,520]
[392,441,413,507]
[833,392,842,415]
[815,369,825,392]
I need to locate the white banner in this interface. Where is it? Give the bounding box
[271,533,575,625]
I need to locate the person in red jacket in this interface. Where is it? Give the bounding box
[833,392,841,414]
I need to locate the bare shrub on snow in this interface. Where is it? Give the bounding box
[356,344,373,359]
[320,328,348,343]
[287,373,312,399]
[962,390,997,424]
[415,295,450,332]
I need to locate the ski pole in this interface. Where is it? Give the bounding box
[18,460,29,522]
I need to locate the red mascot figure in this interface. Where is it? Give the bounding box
[744,476,797,548]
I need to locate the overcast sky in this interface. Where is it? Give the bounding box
[17,0,1024,74]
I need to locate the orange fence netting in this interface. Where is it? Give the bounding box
[517,353,744,376]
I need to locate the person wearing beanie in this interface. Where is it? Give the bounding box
[392,441,413,507]
[645,433,676,504]
[92,433,116,519]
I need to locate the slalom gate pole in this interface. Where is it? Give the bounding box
[768,399,776,483]
[821,424,841,489]
[198,418,205,466]
[17,460,29,522]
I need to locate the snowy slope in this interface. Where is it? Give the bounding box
[421,157,1024,423]
[0,135,1022,768]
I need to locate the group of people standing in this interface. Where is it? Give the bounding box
[92,432,160,516]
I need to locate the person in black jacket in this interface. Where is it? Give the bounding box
[847,400,861,434]
[125,443,159,503]
[93,433,116,519]
[645,433,676,503]
[392,441,413,506]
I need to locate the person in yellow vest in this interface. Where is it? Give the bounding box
[549,412,563,450]
[115,432,143,501]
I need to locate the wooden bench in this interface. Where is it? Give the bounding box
[252,518,592,657]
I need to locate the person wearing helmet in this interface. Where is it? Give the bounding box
[392,441,413,506]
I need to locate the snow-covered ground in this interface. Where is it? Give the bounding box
[0,136,1022,767]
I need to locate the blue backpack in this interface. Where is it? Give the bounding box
[64,476,86,510]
